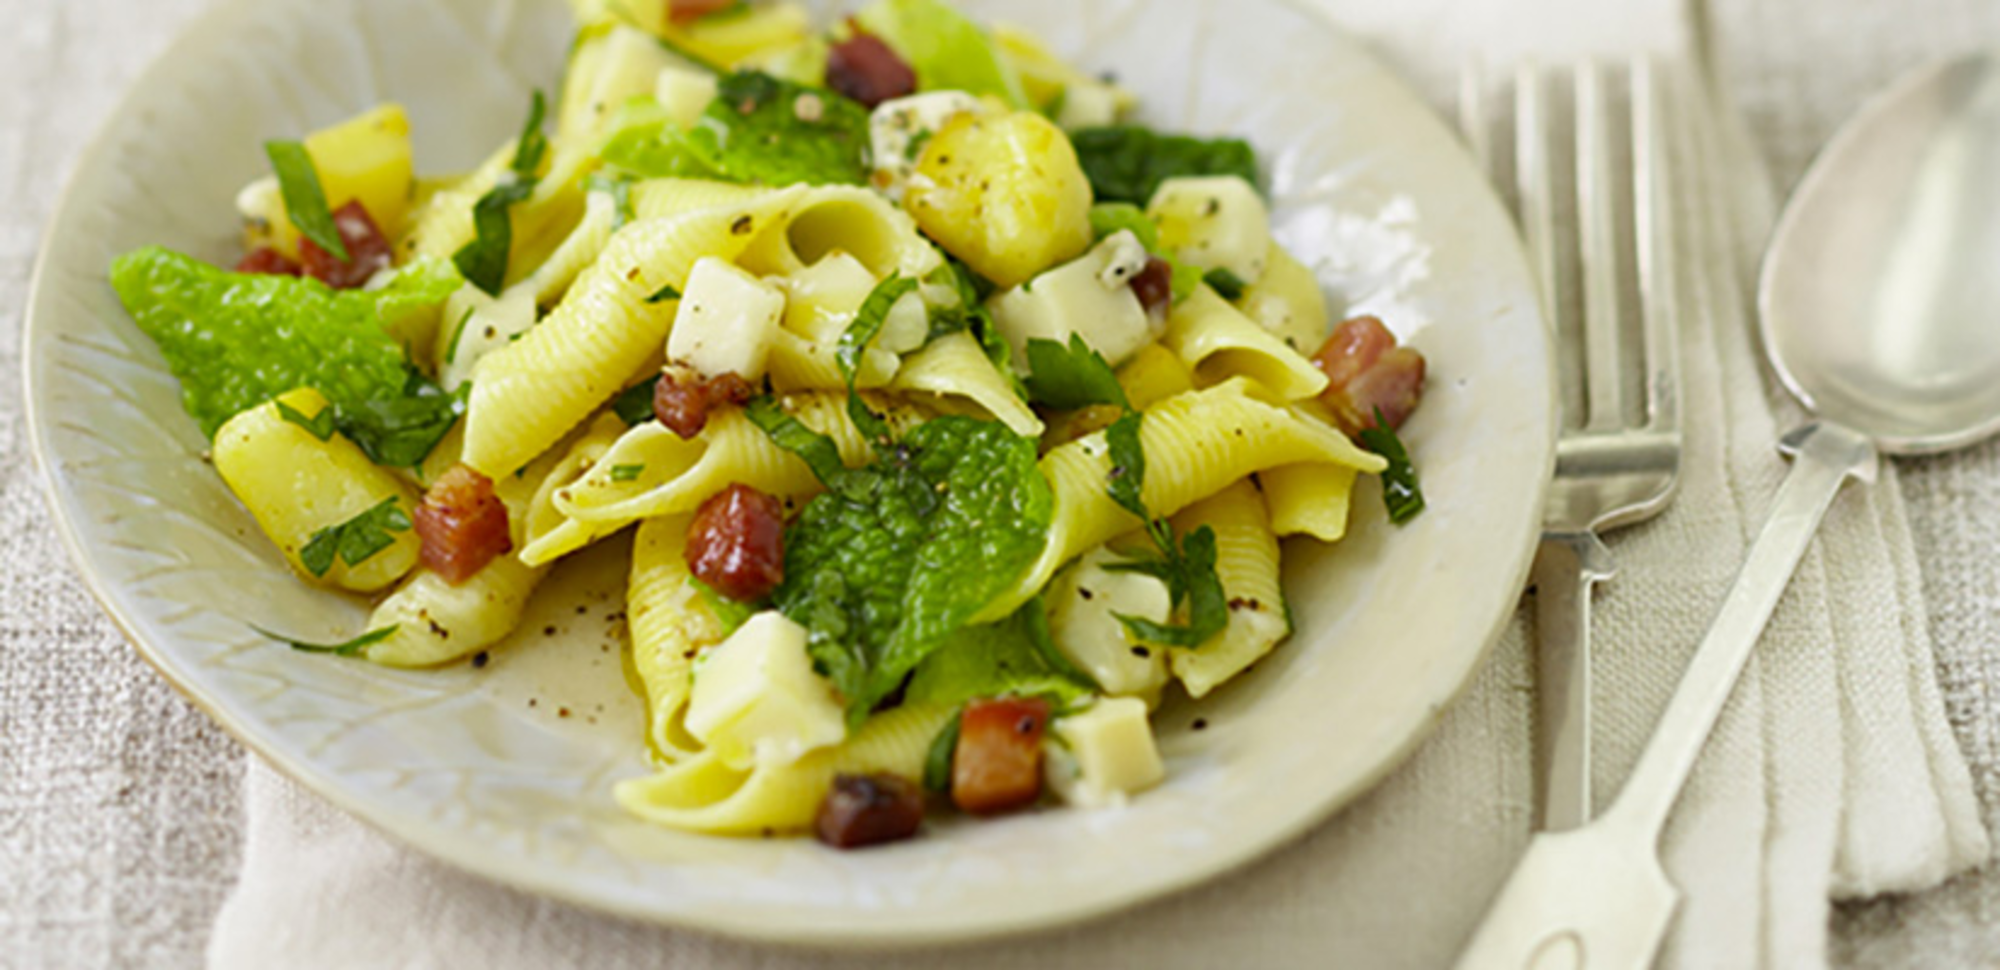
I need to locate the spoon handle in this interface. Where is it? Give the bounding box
[1454,423,1878,970]
[1606,421,1876,840]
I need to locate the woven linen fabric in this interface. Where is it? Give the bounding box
[5,0,2000,967]
[0,3,245,969]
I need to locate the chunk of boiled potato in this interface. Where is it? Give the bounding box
[1047,548,1172,702]
[305,105,415,247]
[667,257,786,380]
[1044,696,1167,808]
[989,229,1154,371]
[212,388,421,593]
[904,110,1093,288]
[685,611,847,768]
[869,91,984,201]
[1148,175,1271,285]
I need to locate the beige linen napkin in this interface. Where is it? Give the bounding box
[210,1,1988,967]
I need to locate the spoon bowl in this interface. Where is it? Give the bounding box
[1760,51,2000,454]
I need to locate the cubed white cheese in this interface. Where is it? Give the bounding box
[1148,175,1271,285]
[868,91,984,200]
[667,257,786,380]
[1095,229,1152,290]
[685,611,847,769]
[235,175,281,229]
[990,232,1154,371]
[1047,549,1171,701]
[1056,81,1122,130]
[655,66,720,128]
[439,284,538,392]
[875,292,930,356]
[1044,696,1166,808]
[780,253,899,384]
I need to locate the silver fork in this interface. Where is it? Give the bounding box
[1460,58,1683,832]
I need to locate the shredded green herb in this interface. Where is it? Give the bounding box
[922,709,962,793]
[1358,407,1426,524]
[273,399,335,441]
[298,496,411,578]
[609,463,645,482]
[613,375,660,427]
[684,71,872,186]
[645,283,683,304]
[692,577,757,637]
[1203,268,1249,301]
[264,140,348,261]
[454,91,550,296]
[257,624,400,657]
[1088,202,1159,250]
[1068,125,1260,206]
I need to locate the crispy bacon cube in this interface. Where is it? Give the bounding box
[684,483,786,602]
[951,696,1051,815]
[814,773,926,849]
[653,366,756,440]
[299,200,394,290]
[1311,315,1427,435]
[413,465,512,584]
[826,29,918,109]
[234,247,302,277]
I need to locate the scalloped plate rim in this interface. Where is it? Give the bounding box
[22,0,1556,948]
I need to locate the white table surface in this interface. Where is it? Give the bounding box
[4,0,1998,965]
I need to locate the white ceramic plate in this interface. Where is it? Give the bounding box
[25,0,1553,947]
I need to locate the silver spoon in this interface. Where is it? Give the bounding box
[1455,51,2000,970]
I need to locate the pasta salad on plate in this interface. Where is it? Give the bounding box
[108,0,1430,848]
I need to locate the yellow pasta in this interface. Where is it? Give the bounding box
[738,185,945,281]
[1259,462,1358,541]
[978,378,1385,622]
[522,392,931,565]
[615,702,952,834]
[400,142,516,264]
[631,178,776,222]
[1165,479,1289,698]
[211,389,420,593]
[626,515,718,762]
[363,413,624,667]
[1163,286,1329,401]
[1241,242,1331,353]
[462,186,810,479]
[891,330,1043,437]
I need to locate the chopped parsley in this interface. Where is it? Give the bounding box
[644,283,683,304]
[1103,411,1228,648]
[1022,334,1129,411]
[608,463,645,482]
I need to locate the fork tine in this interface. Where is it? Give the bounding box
[1514,63,1561,347]
[1631,56,1682,432]
[1574,61,1628,431]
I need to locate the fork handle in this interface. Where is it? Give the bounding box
[1532,532,1616,831]
[1456,423,1879,970]
[1606,422,1877,840]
